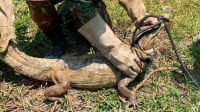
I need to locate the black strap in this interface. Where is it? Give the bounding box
[131,15,169,47]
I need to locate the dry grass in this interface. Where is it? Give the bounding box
[0,0,200,111]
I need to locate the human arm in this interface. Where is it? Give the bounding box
[118,0,157,25]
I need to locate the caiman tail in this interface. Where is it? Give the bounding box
[1,41,121,88]
[1,41,65,81]
[0,0,59,81]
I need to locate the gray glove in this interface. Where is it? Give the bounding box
[78,14,149,78]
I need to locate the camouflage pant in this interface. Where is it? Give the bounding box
[58,1,111,28]
[57,0,112,44]
[26,0,111,45]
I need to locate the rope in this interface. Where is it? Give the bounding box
[132,15,200,88]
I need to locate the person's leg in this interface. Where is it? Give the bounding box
[57,1,91,47]
[57,0,112,51]
[26,0,67,58]
[63,0,112,28]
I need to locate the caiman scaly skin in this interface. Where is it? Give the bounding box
[2,41,123,89]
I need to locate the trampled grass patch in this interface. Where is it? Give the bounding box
[0,0,200,111]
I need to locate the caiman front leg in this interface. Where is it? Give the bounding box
[44,69,70,100]
[118,77,137,109]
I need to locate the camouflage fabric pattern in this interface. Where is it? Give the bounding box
[26,0,111,45]
[59,0,98,26]
[57,7,87,46]
[57,0,111,45]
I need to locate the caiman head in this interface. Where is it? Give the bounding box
[134,25,163,58]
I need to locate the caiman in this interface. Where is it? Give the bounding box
[2,41,122,88]
[1,40,137,104]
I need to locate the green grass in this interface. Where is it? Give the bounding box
[0,0,200,111]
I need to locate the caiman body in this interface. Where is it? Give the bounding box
[1,42,123,89]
